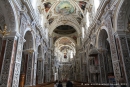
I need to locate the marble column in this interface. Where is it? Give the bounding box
[0,37,5,84]
[12,36,25,87]
[49,35,53,48]
[42,59,44,83]
[77,36,81,46]
[0,33,18,87]
[98,51,107,83]
[25,51,35,86]
[37,59,43,84]
[115,33,130,87]
[106,12,121,83]
[32,51,38,85]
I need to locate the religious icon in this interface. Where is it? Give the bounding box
[44,2,52,12]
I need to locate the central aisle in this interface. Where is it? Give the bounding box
[62,83,66,87]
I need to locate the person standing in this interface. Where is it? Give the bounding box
[57,81,63,87]
[66,80,73,87]
[54,80,58,87]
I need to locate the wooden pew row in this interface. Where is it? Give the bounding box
[74,85,110,87]
[28,82,54,87]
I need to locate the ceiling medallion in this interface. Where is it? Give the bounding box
[55,1,74,15]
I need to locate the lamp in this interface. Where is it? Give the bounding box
[27,48,34,54]
[0,24,10,37]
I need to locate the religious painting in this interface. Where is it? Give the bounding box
[44,2,52,12]
[55,1,75,15]
[78,1,86,11]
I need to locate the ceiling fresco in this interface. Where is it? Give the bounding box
[44,1,55,12]
[54,25,76,35]
[55,1,75,15]
[59,37,72,45]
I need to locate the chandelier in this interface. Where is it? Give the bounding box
[0,24,10,37]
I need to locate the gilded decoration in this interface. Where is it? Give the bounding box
[55,1,75,15]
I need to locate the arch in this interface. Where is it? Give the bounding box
[55,36,76,45]
[97,28,114,83]
[23,28,35,49]
[98,29,108,48]
[115,0,130,85]
[115,0,130,31]
[58,45,75,53]
[97,26,110,48]
[0,0,17,31]
[49,22,81,35]
[19,30,34,87]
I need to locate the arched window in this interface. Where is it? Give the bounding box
[82,27,85,38]
[94,0,100,13]
[31,0,37,10]
[70,50,73,58]
[86,11,90,28]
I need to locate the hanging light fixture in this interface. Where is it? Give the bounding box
[0,24,10,37]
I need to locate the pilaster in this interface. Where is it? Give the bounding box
[106,12,121,83]
[114,32,130,87]
[25,51,35,86]
[12,34,26,87]
[0,32,19,87]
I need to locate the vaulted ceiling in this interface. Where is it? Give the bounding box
[43,0,88,36]
[41,0,89,59]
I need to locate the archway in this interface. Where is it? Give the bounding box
[116,0,130,85]
[98,29,114,83]
[0,2,13,84]
[54,37,76,63]
[53,37,76,81]
[19,31,33,87]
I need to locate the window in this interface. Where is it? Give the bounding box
[86,12,90,28]
[94,0,100,13]
[82,27,85,38]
